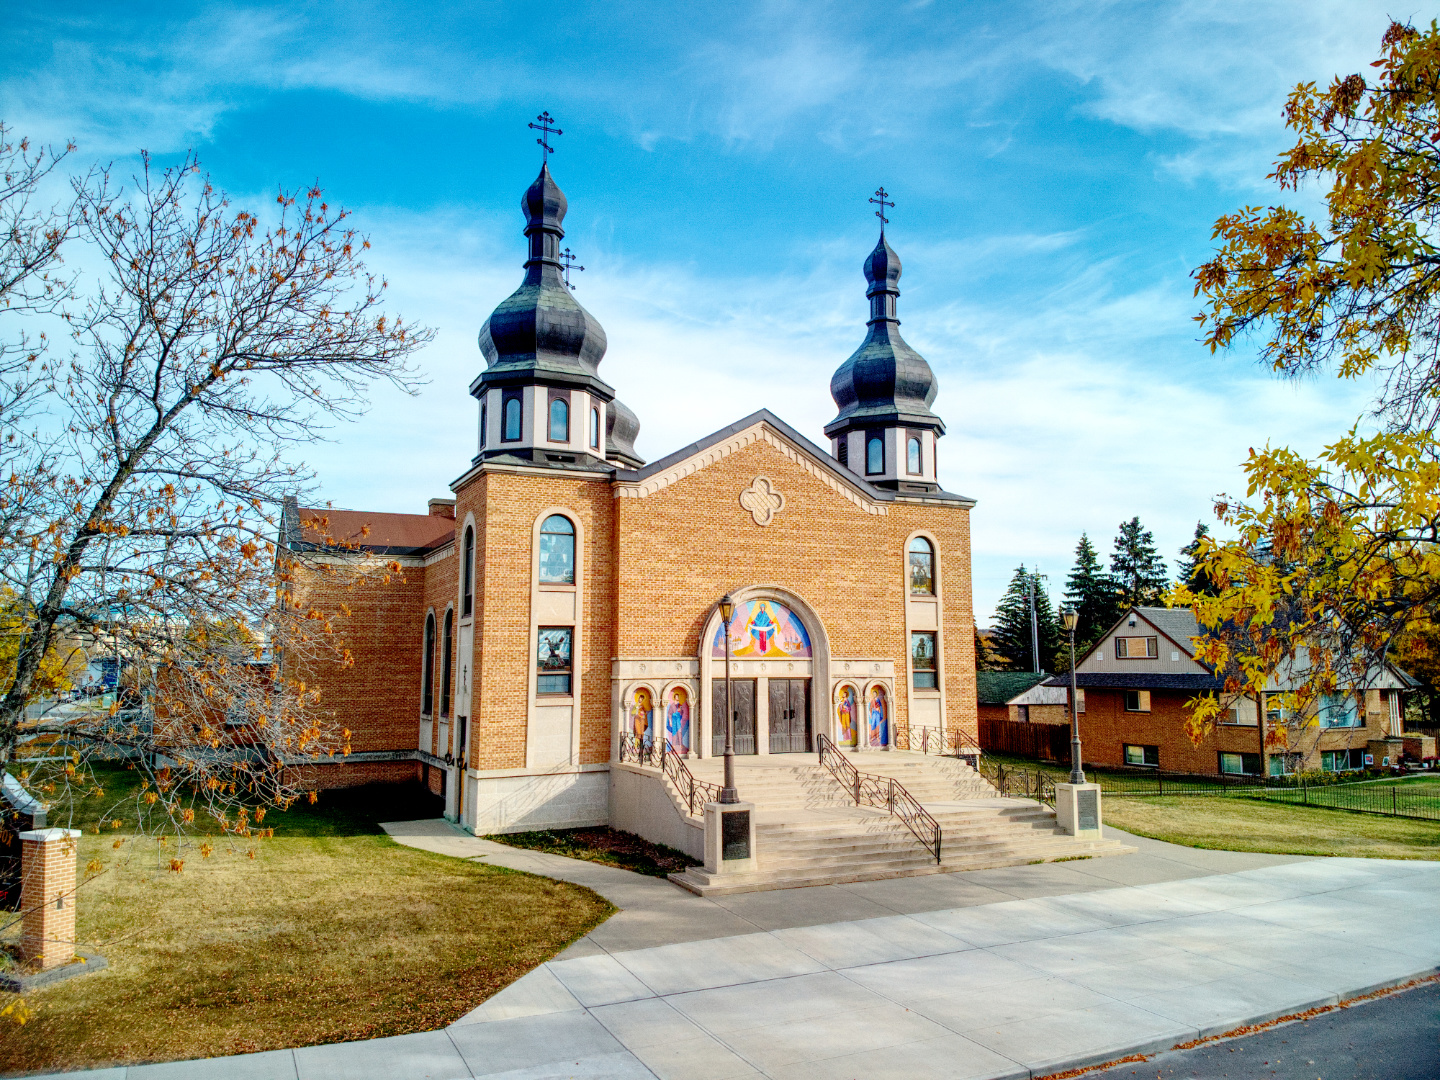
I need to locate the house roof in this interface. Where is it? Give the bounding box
[285,503,455,556]
[1044,672,1222,691]
[976,671,1049,705]
[1133,606,1201,656]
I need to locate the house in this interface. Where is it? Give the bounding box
[1044,606,1412,776]
[278,159,981,834]
[975,671,1048,724]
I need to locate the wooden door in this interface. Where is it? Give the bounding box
[768,679,811,753]
[712,679,757,755]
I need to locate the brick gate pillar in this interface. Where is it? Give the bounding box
[19,828,81,971]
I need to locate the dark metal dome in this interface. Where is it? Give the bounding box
[605,397,645,469]
[473,164,614,399]
[824,232,944,438]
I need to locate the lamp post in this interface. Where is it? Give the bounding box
[718,594,738,804]
[1061,605,1084,784]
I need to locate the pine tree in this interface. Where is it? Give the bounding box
[991,565,1063,672]
[1177,521,1218,596]
[1063,533,1121,647]
[1110,517,1170,609]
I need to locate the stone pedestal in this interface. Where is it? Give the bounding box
[703,801,758,875]
[1054,783,1103,839]
[19,828,81,971]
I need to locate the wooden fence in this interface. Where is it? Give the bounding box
[978,717,1072,764]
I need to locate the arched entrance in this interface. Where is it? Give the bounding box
[699,588,831,756]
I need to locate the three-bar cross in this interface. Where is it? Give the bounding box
[529,111,562,164]
[559,247,584,290]
[869,187,894,233]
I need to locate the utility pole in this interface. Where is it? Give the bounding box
[1026,570,1048,674]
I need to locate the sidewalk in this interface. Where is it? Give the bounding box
[20,826,1440,1079]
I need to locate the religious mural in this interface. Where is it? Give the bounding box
[665,687,691,754]
[711,599,812,660]
[631,687,654,744]
[835,684,859,747]
[867,684,889,747]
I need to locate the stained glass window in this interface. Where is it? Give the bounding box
[911,631,937,689]
[421,612,436,715]
[908,537,934,595]
[537,627,573,695]
[539,514,575,584]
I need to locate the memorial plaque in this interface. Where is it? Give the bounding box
[721,809,751,860]
[1077,788,1099,831]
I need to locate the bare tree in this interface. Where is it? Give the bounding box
[0,146,432,843]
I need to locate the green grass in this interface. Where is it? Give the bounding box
[1103,795,1440,860]
[486,826,699,877]
[0,767,616,1074]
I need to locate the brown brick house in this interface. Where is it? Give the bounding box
[280,162,980,833]
[1046,607,1412,776]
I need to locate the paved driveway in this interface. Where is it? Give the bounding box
[20,826,1440,1080]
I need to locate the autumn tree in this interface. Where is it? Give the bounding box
[0,144,431,841]
[1185,21,1440,737]
[1109,517,1168,610]
[991,565,1062,673]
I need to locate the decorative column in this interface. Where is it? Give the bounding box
[20,828,81,971]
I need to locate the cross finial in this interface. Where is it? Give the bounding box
[869,186,894,233]
[559,247,584,290]
[529,111,562,165]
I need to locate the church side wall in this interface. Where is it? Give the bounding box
[420,542,458,761]
[615,437,977,742]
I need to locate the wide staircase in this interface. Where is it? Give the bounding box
[665,751,1133,896]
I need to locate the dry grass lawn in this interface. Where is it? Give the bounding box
[1104,795,1440,860]
[0,777,614,1074]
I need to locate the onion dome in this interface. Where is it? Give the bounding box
[605,398,645,469]
[472,164,615,399]
[824,232,944,439]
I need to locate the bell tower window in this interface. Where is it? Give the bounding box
[502,390,523,442]
[865,432,884,475]
[548,391,570,443]
[907,433,922,474]
[479,398,488,449]
[589,406,600,449]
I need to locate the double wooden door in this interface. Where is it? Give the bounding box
[768,679,811,753]
[712,679,756,756]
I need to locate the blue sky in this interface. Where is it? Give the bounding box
[3,1,1395,622]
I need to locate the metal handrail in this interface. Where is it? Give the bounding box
[891,723,982,767]
[980,760,1057,806]
[616,733,721,818]
[816,733,942,863]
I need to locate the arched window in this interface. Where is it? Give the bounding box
[462,526,474,616]
[589,406,600,449]
[907,435,922,474]
[502,391,522,441]
[866,433,884,475]
[909,536,935,595]
[539,514,575,584]
[548,395,569,442]
[479,399,488,449]
[421,612,436,716]
[440,609,454,718]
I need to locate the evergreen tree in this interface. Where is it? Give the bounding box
[1177,521,1219,596]
[991,565,1063,672]
[1110,517,1169,610]
[1063,533,1122,647]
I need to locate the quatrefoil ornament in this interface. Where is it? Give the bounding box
[739,476,786,526]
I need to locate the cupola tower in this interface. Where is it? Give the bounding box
[824,224,943,492]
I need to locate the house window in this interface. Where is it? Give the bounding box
[538,514,576,584]
[1219,751,1261,775]
[548,391,570,443]
[866,432,884,475]
[1321,748,1364,772]
[589,406,600,449]
[1115,636,1158,659]
[1319,693,1360,728]
[1124,689,1151,712]
[462,526,474,617]
[479,399,488,448]
[1388,691,1402,730]
[1016,704,1030,723]
[1269,754,1295,777]
[502,389,523,441]
[1124,744,1159,768]
[1264,692,1287,725]
[908,536,935,595]
[911,631,937,689]
[907,434,922,474]
[537,627,573,695]
[1075,688,1086,713]
[421,612,436,716]
[440,609,453,718]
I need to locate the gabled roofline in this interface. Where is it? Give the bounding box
[1070,606,1203,672]
[611,409,975,507]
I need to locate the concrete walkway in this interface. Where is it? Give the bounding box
[22,825,1440,1079]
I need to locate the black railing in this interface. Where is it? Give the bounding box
[816,733,942,863]
[980,760,1058,806]
[892,724,983,767]
[616,733,721,818]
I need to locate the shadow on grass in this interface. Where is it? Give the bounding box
[487,826,699,877]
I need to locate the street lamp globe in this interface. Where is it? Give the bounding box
[1061,605,1079,632]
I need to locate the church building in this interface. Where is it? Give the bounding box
[283,160,980,838]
